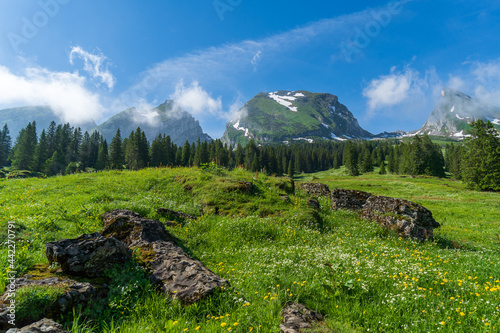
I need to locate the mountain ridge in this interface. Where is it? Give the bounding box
[222,90,373,146]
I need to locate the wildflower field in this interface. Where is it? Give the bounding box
[0,166,499,332]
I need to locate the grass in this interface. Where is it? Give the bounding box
[0,166,499,332]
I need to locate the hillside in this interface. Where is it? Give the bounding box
[0,167,499,332]
[95,100,212,145]
[416,88,500,138]
[222,91,373,146]
[0,106,96,140]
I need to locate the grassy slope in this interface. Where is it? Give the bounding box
[0,167,499,332]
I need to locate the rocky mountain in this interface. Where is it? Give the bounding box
[416,88,500,138]
[222,90,373,146]
[0,106,96,140]
[95,100,212,145]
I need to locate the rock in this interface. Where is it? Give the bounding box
[157,208,197,221]
[45,233,132,278]
[300,183,330,197]
[0,274,106,331]
[101,209,229,304]
[224,181,253,194]
[331,189,372,211]
[361,196,440,241]
[306,198,320,210]
[279,195,290,202]
[6,318,69,333]
[280,303,323,333]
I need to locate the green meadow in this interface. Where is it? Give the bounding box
[0,166,499,332]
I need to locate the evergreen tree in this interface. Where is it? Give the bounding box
[95,140,109,170]
[11,122,37,170]
[181,141,191,166]
[287,159,294,179]
[33,130,49,172]
[462,120,500,191]
[109,129,124,169]
[150,134,166,167]
[343,142,359,176]
[0,124,12,166]
[379,161,387,175]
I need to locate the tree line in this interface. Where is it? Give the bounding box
[1,120,498,191]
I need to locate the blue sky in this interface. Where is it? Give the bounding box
[1,0,500,138]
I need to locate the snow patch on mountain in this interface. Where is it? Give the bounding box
[450,106,455,113]
[294,92,305,97]
[233,120,250,137]
[456,114,464,120]
[493,118,500,125]
[268,92,298,112]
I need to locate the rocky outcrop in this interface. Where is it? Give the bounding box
[331,189,440,241]
[101,209,229,303]
[300,183,330,197]
[0,275,106,331]
[280,303,323,333]
[45,233,132,278]
[362,196,440,240]
[331,189,372,210]
[5,318,69,333]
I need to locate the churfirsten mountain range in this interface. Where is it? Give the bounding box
[1,88,499,145]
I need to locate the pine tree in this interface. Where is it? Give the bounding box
[95,140,109,170]
[181,141,191,166]
[109,129,124,169]
[0,124,12,166]
[343,142,359,176]
[287,159,294,179]
[150,134,166,167]
[33,129,49,172]
[11,122,37,170]
[379,161,387,175]
[462,120,500,191]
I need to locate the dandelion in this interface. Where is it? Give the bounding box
[221,323,227,327]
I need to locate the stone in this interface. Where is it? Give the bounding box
[361,196,440,241]
[101,209,229,304]
[300,183,330,197]
[331,189,372,211]
[0,274,106,331]
[224,181,253,194]
[6,318,69,333]
[45,233,132,278]
[279,195,290,202]
[280,303,323,333]
[306,198,320,210]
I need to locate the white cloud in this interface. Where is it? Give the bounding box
[123,8,385,104]
[70,46,115,90]
[251,50,262,72]
[170,81,222,117]
[363,67,413,110]
[0,65,103,125]
[470,59,500,107]
[362,65,442,121]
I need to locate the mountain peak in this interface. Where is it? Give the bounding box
[222,90,372,146]
[416,88,500,138]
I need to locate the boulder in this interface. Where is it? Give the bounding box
[224,181,253,194]
[45,233,132,278]
[306,198,320,210]
[299,183,330,197]
[0,274,106,331]
[101,209,229,304]
[331,189,372,211]
[6,318,69,333]
[280,303,323,333]
[362,196,440,241]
